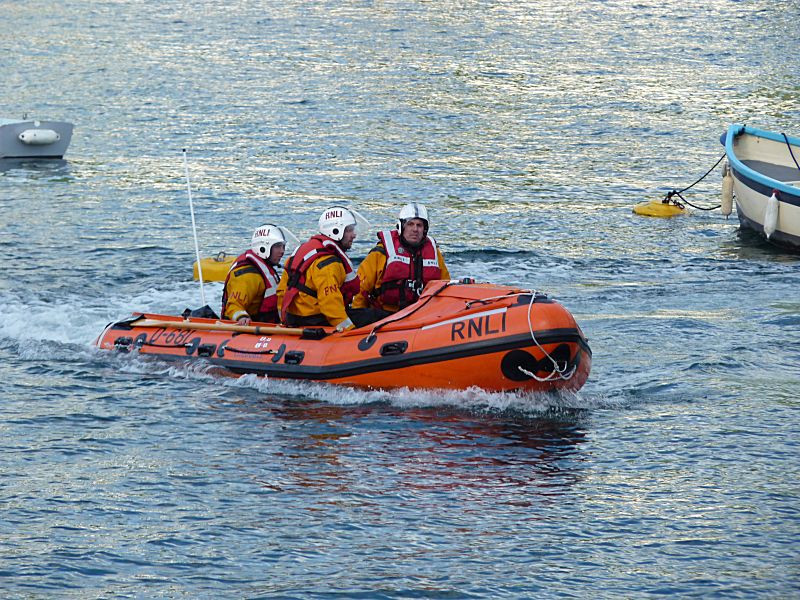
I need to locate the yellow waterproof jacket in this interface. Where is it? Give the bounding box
[276,254,353,328]
[222,266,267,321]
[351,243,450,312]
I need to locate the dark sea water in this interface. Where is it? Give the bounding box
[2,1,799,597]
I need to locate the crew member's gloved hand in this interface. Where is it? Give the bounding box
[334,318,355,332]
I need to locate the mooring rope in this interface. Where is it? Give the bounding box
[661,152,726,211]
[782,133,800,173]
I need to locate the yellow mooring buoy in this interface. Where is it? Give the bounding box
[193,251,236,282]
[632,198,687,217]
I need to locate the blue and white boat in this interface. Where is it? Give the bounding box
[0,117,73,159]
[722,124,800,251]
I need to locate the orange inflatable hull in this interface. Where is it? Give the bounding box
[95,281,591,393]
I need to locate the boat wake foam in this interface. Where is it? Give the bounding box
[0,284,224,347]
[94,351,615,416]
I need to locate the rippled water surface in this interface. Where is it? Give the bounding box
[2,1,799,597]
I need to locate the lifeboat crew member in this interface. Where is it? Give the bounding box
[221,224,287,324]
[352,203,450,316]
[276,207,361,332]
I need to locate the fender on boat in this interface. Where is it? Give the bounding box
[721,162,734,217]
[95,281,592,393]
[19,128,61,145]
[763,191,780,239]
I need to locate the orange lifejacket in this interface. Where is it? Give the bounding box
[280,235,360,322]
[220,250,280,320]
[374,229,441,309]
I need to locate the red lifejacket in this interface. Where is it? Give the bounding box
[220,250,280,320]
[374,229,441,308]
[280,235,360,322]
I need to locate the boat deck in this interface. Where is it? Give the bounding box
[742,159,800,184]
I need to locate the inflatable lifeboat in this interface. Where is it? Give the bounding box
[95,281,591,393]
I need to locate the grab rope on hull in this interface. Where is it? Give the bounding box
[519,291,576,382]
[466,288,578,382]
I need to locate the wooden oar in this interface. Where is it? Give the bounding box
[129,318,328,338]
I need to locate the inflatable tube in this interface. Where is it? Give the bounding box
[95,281,592,393]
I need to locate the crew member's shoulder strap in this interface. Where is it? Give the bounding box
[317,255,343,270]
[234,266,260,277]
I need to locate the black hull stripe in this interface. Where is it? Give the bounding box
[731,167,800,207]
[137,328,591,381]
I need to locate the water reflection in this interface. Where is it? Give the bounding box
[0,158,70,177]
[260,398,587,498]
[718,227,800,262]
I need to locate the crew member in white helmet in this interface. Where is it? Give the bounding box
[352,202,449,315]
[221,224,287,324]
[276,207,361,332]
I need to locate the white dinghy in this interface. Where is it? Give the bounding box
[0,117,73,159]
[722,124,800,251]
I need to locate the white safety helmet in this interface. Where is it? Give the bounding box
[318,206,357,241]
[397,202,429,235]
[251,224,286,260]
